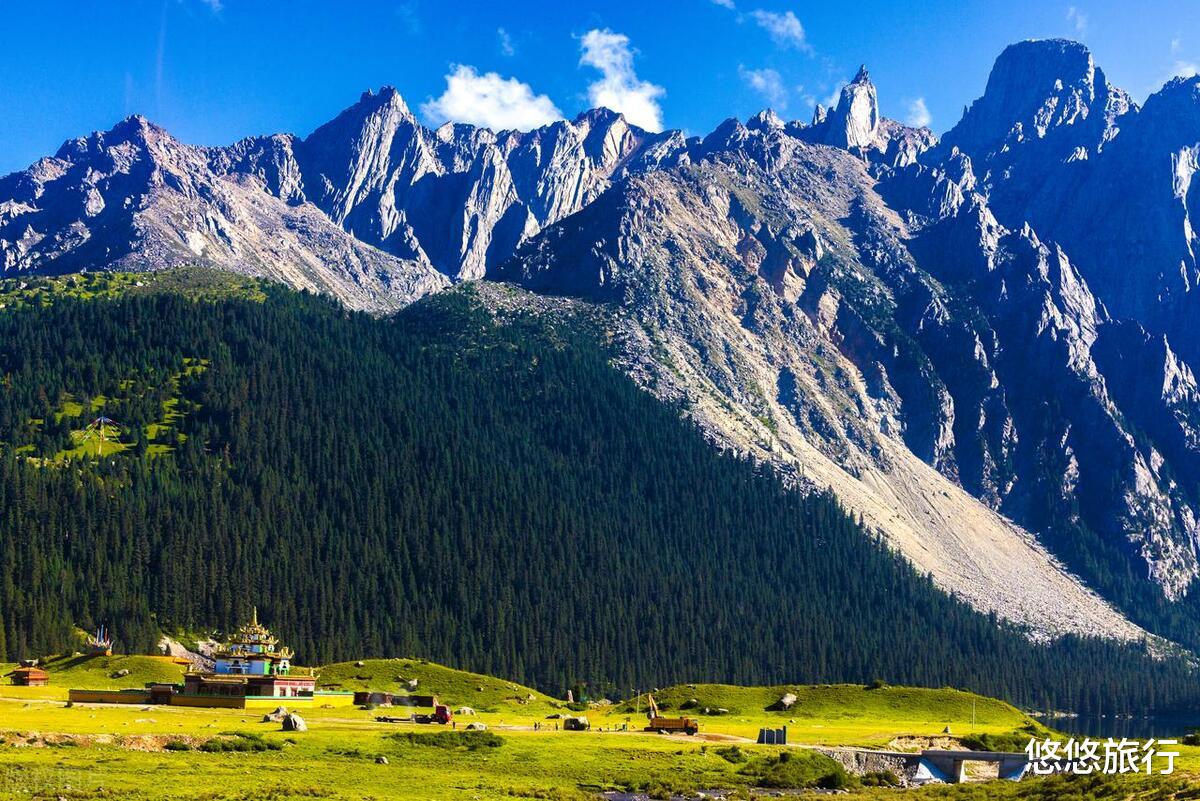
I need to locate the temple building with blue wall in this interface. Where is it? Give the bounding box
[68,610,353,709]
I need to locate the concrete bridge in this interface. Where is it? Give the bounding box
[814,746,1037,784]
[913,749,1030,783]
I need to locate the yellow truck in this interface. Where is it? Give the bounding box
[643,693,699,736]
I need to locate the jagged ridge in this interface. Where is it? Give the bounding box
[4,40,1200,648]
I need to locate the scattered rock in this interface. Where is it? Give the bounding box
[262,706,290,723]
[376,755,389,765]
[282,713,307,732]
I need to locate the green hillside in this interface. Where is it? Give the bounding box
[317,658,558,711]
[644,682,1031,729]
[1,653,187,692]
[0,273,1196,716]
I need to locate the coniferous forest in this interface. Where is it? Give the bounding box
[0,281,1196,715]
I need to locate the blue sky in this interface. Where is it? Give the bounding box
[1,0,1197,174]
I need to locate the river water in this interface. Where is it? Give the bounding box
[1046,714,1199,740]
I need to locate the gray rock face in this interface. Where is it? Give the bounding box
[1035,77,1200,345]
[824,66,881,150]
[497,129,1145,640]
[281,91,686,280]
[941,39,1129,164]
[931,41,1200,364]
[797,66,936,167]
[493,38,1200,638]
[0,77,928,295]
[0,116,449,312]
[879,41,1200,607]
[0,89,685,301]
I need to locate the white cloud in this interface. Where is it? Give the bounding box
[710,0,736,7]
[738,65,787,109]
[498,27,515,56]
[579,29,666,132]
[200,0,223,10]
[421,65,563,131]
[1066,6,1088,35]
[750,10,812,53]
[1171,37,1183,54]
[1173,60,1199,78]
[905,97,932,128]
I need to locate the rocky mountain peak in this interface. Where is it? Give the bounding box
[1136,74,1200,141]
[701,117,751,151]
[55,114,170,160]
[572,106,626,129]
[823,65,880,150]
[304,85,417,152]
[570,107,641,166]
[107,114,158,138]
[747,109,785,132]
[360,85,412,116]
[941,39,1121,159]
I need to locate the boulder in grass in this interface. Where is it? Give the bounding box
[778,693,798,710]
[282,713,307,732]
[262,706,289,723]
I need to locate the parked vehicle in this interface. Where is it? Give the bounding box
[375,703,453,725]
[643,693,698,735]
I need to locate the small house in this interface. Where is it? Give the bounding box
[354,690,395,706]
[7,666,49,686]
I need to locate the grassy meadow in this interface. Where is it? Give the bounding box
[0,270,265,311]
[2,655,1197,799]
